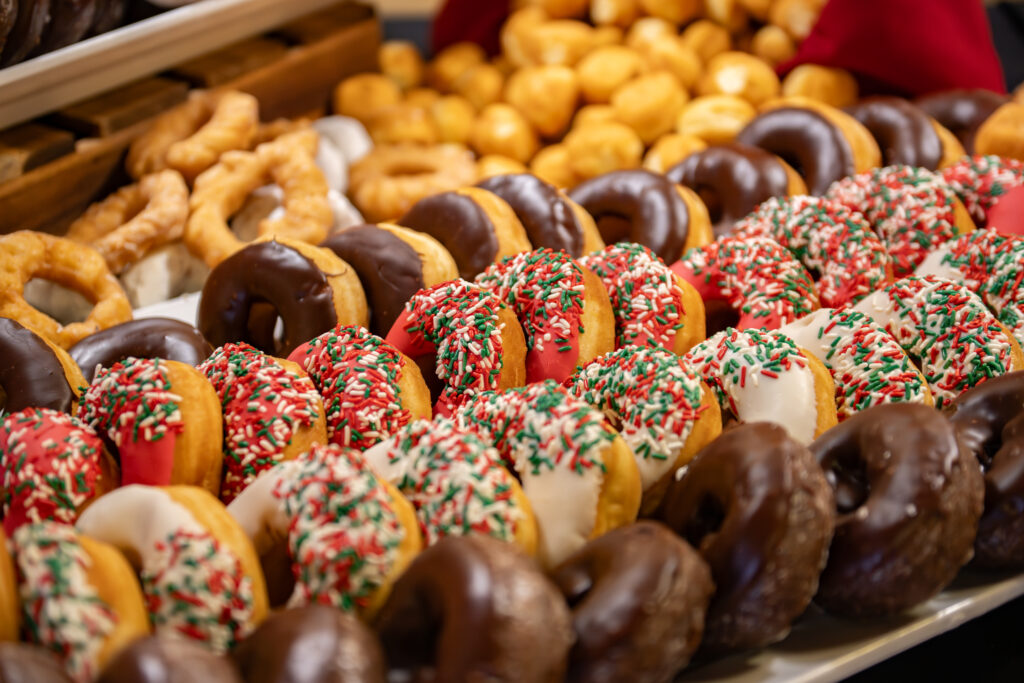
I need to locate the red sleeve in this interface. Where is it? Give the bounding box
[431,0,512,57]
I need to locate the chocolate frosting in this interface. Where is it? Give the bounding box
[658,422,834,651]
[844,96,943,169]
[810,403,983,617]
[735,107,855,196]
[948,371,1024,567]
[666,143,791,239]
[915,88,1010,153]
[233,606,386,683]
[198,240,339,357]
[0,0,15,55]
[88,0,125,36]
[477,174,585,257]
[374,534,573,682]
[1,0,51,66]
[568,169,690,263]
[70,317,213,383]
[0,643,72,683]
[32,0,96,55]
[321,225,426,337]
[399,191,498,280]
[551,521,714,682]
[96,636,241,683]
[0,317,75,414]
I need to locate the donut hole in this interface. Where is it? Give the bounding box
[682,492,727,549]
[230,186,285,243]
[22,278,94,325]
[245,302,287,354]
[822,448,870,513]
[703,299,740,337]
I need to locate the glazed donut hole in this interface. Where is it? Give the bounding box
[573,104,618,129]
[771,0,827,41]
[643,132,708,172]
[564,120,644,179]
[429,94,477,145]
[477,154,530,179]
[540,0,589,18]
[452,62,506,110]
[676,94,757,144]
[501,6,549,67]
[379,40,425,91]
[404,87,442,108]
[333,73,403,126]
[781,64,860,108]
[428,41,487,92]
[638,0,701,25]
[576,45,646,104]
[505,65,580,138]
[751,24,797,66]
[591,0,640,27]
[697,51,781,106]
[638,35,703,91]
[680,19,732,63]
[471,104,541,163]
[624,16,676,51]
[531,143,580,188]
[522,19,598,67]
[703,0,749,33]
[592,25,625,47]
[612,71,689,144]
[738,0,771,21]
[367,105,439,146]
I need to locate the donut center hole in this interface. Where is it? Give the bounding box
[230,185,285,243]
[683,493,726,548]
[825,451,870,513]
[245,302,286,354]
[703,299,740,337]
[595,214,633,244]
[23,278,94,324]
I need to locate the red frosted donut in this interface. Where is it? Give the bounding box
[672,235,819,332]
[940,154,1024,234]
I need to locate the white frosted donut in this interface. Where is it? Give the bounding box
[313,116,374,165]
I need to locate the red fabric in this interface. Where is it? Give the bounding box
[780,0,1006,96]
[431,0,511,56]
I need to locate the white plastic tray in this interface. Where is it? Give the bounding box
[0,0,344,130]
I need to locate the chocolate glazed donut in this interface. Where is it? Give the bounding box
[477,173,585,256]
[399,191,499,280]
[87,0,125,36]
[810,403,983,617]
[70,317,213,383]
[948,371,1024,568]
[0,0,16,56]
[551,521,714,683]
[0,643,72,683]
[32,0,97,55]
[844,96,943,169]
[569,170,689,263]
[374,534,573,683]
[97,636,241,683]
[233,606,386,683]
[666,143,791,239]
[0,317,75,414]
[0,0,51,66]
[198,240,339,357]
[657,422,834,652]
[916,89,1010,154]
[321,225,425,337]
[736,107,855,196]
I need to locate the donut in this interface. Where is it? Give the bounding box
[286,325,431,449]
[637,34,702,91]
[582,242,706,355]
[612,71,689,145]
[780,65,858,108]
[575,45,645,104]
[96,636,241,683]
[973,102,1024,162]
[385,280,526,416]
[32,0,95,55]
[731,195,892,307]
[0,643,71,681]
[455,381,641,567]
[809,403,984,616]
[476,249,614,383]
[658,422,834,651]
[505,65,580,139]
[563,121,644,181]
[915,89,1010,153]
[666,143,807,238]
[70,318,212,384]
[939,154,1024,228]
[232,606,386,683]
[751,25,796,68]
[1,408,118,535]
[683,327,838,443]
[0,317,86,414]
[673,235,819,333]
[0,529,16,642]
[334,73,402,125]
[530,142,577,189]
[735,99,881,194]
[197,237,368,357]
[476,173,605,257]
[679,18,730,62]
[781,307,933,420]
[399,187,532,280]
[0,0,51,67]
[569,169,713,263]
[551,521,713,681]
[10,522,150,680]
[379,40,425,91]
[320,223,457,337]
[642,133,707,174]
[697,51,780,107]
[471,104,538,163]
[78,357,223,493]
[844,96,963,170]
[76,485,269,651]
[87,0,125,36]
[855,276,1024,406]
[374,535,573,682]
[198,342,326,503]
[676,95,757,146]
[0,0,15,57]
[362,418,538,552]
[567,345,722,512]
[227,443,421,613]
[947,371,1024,568]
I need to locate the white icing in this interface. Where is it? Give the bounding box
[913,243,960,281]
[312,116,373,165]
[226,461,301,556]
[119,243,209,309]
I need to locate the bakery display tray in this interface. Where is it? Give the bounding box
[133,293,1024,683]
[0,0,344,130]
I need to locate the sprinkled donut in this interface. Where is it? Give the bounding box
[581,242,705,355]
[199,342,327,503]
[0,408,118,535]
[287,325,431,449]
[385,280,527,416]
[826,164,975,276]
[732,195,892,307]
[854,275,1024,407]
[672,235,819,333]
[683,327,838,444]
[940,154,1024,231]
[476,248,614,383]
[567,346,721,513]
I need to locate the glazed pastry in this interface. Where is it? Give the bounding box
[0,529,16,642]
[569,169,713,263]
[0,643,71,682]
[575,45,645,104]
[940,154,1024,228]
[70,317,212,383]
[750,25,796,67]
[666,143,807,238]
[197,237,368,357]
[453,64,507,109]
[697,51,780,107]
[611,71,688,145]
[476,154,528,179]
[552,521,714,682]
[679,18,730,62]
[505,65,580,139]
[915,88,1010,153]
[332,74,402,126]
[79,357,223,493]
[427,41,486,92]
[429,94,476,146]
[0,0,51,66]
[399,187,532,280]
[96,636,241,683]
[781,65,858,108]
[638,35,701,91]
[973,101,1024,161]
[374,534,573,682]
[642,133,707,174]
[844,96,963,169]
[0,317,86,414]
[320,223,458,336]
[582,242,706,355]
[471,103,539,163]
[562,121,644,180]
[227,444,421,613]
[366,104,439,147]
[531,142,578,189]
[232,606,386,683]
[659,422,834,651]
[810,404,983,616]
[770,0,825,39]
[32,0,96,55]
[379,40,424,91]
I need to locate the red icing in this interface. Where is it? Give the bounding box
[119,434,177,487]
[988,185,1024,238]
